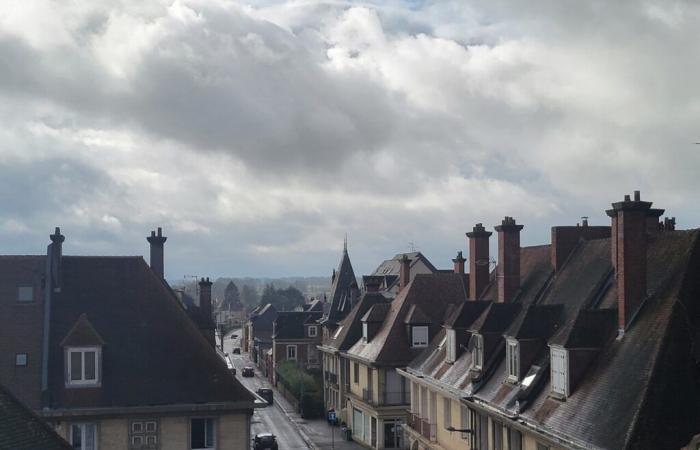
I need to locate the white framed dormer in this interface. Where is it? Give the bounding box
[66,346,101,387]
[446,329,457,363]
[308,325,318,338]
[550,346,569,398]
[471,333,484,370]
[506,339,519,382]
[411,326,429,347]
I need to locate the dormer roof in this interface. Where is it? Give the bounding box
[60,314,105,347]
[361,303,390,323]
[468,303,522,335]
[504,304,562,340]
[404,304,431,325]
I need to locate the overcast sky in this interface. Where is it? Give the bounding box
[1,0,699,280]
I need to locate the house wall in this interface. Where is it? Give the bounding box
[53,412,250,450]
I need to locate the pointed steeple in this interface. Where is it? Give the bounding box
[324,239,358,325]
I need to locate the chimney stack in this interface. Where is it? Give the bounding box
[147,227,167,280]
[646,208,665,234]
[49,227,65,293]
[467,223,492,300]
[199,277,215,347]
[610,191,652,334]
[400,254,411,291]
[452,251,466,275]
[363,275,382,293]
[495,217,523,303]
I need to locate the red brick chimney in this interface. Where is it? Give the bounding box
[199,277,215,347]
[610,191,652,334]
[495,217,523,303]
[400,254,411,291]
[646,208,665,234]
[467,223,492,300]
[452,251,466,275]
[147,227,167,280]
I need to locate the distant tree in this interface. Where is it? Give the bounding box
[223,281,241,309]
[240,284,259,308]
[260,284,305,311]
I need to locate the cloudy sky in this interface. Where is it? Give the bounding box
[1,0,699,280]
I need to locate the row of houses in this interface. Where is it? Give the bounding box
[0,227,261,449]
[318,192,700,450]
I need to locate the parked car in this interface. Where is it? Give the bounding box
[253,433,278,450]
[232,347,241,354]
[231,334,238,339]
[256,388,273,405]
[242,366,255,377]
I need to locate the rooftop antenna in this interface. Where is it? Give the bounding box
[408,241,416,252]
[344,233,348,252]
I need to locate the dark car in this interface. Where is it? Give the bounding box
[253,433,278,450]
[256,388,273,405]
[242,366,255,377]
[232,347,241,354]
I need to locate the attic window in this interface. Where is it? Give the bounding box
[446,329,457,363]
[506,339,519,382]
[550,347,569,398]
[472,334,484,370]
[17,286,33,302]
[411,326,429,347]
[308,326,318,337]
[66,347,101,387]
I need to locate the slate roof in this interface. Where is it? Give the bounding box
[361,303,390,323]
[0,383,72,450]
[320,293,388,352]
[346,273,468,366]
[273,311,322,340]
[47,256,255,410]
[323,247,358,325]
[370,252,440,295]
[406,228,700,450]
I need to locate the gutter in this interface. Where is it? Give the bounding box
[41,244,53,402]
[40,400,263,419]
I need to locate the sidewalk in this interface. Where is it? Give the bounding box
[273,382,363,450]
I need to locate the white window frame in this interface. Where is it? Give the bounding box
[66,346,101,387]
[550,346,569,397]
[446,329,457,362]
[15,353,28,367]
[190,417,216,450]
[308,326,318,337]
[472,334,483,370]
[411,326,429,347]
[506,339,519,382]
[70,422,97,450]
[362,323,369,341]
[286,344,297,360]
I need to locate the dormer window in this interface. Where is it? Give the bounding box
[67,347,101,386]
[308,325,318,337]
[446,329,457,363]
[472,334,483,370]
[506,339,519,382]
[550,347,569,398]
[411,326,429,347]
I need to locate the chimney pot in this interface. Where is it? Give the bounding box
[400,254,411,291]
[198,277,215,347]
[634,190,640,201]
[452,250,466,275]
[146,227,167,280]
[467,223,492,300]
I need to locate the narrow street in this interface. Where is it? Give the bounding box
[224,329,309,450]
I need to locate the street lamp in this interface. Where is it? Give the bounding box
[446,426,472,434]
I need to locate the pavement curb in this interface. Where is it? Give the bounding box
[273,396,318,450]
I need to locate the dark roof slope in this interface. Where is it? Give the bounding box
[0,384,72,450]
[322,293,388,352]
[324,248,358,324]
[480,245,552,304]
[347,273,468,366]
[47,257,255,410]
[274,311,322,340]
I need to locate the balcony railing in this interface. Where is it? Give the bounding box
[407,411,436,442]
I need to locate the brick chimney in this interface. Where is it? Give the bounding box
[147,227,167,279]
[495,217,523,303]
[400,254,411,291]
[646,208,665,234]
[49,227,65,293]
[467,223,492,300]
[610,191,652,334]
[452,251,466,275]
[199,277,215,347]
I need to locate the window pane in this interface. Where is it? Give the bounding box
[85,424,96,450]
[71,352,82,381]
[71,425,82,448]
[17,286,33,302]
[205,419,215,447]
[191,418,205,448]
[85,352,96,380]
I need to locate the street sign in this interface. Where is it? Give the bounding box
[328,411,337,422]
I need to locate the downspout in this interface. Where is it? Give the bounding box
[41,243,53,406]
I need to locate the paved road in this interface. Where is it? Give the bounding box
[224,329,309,450]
